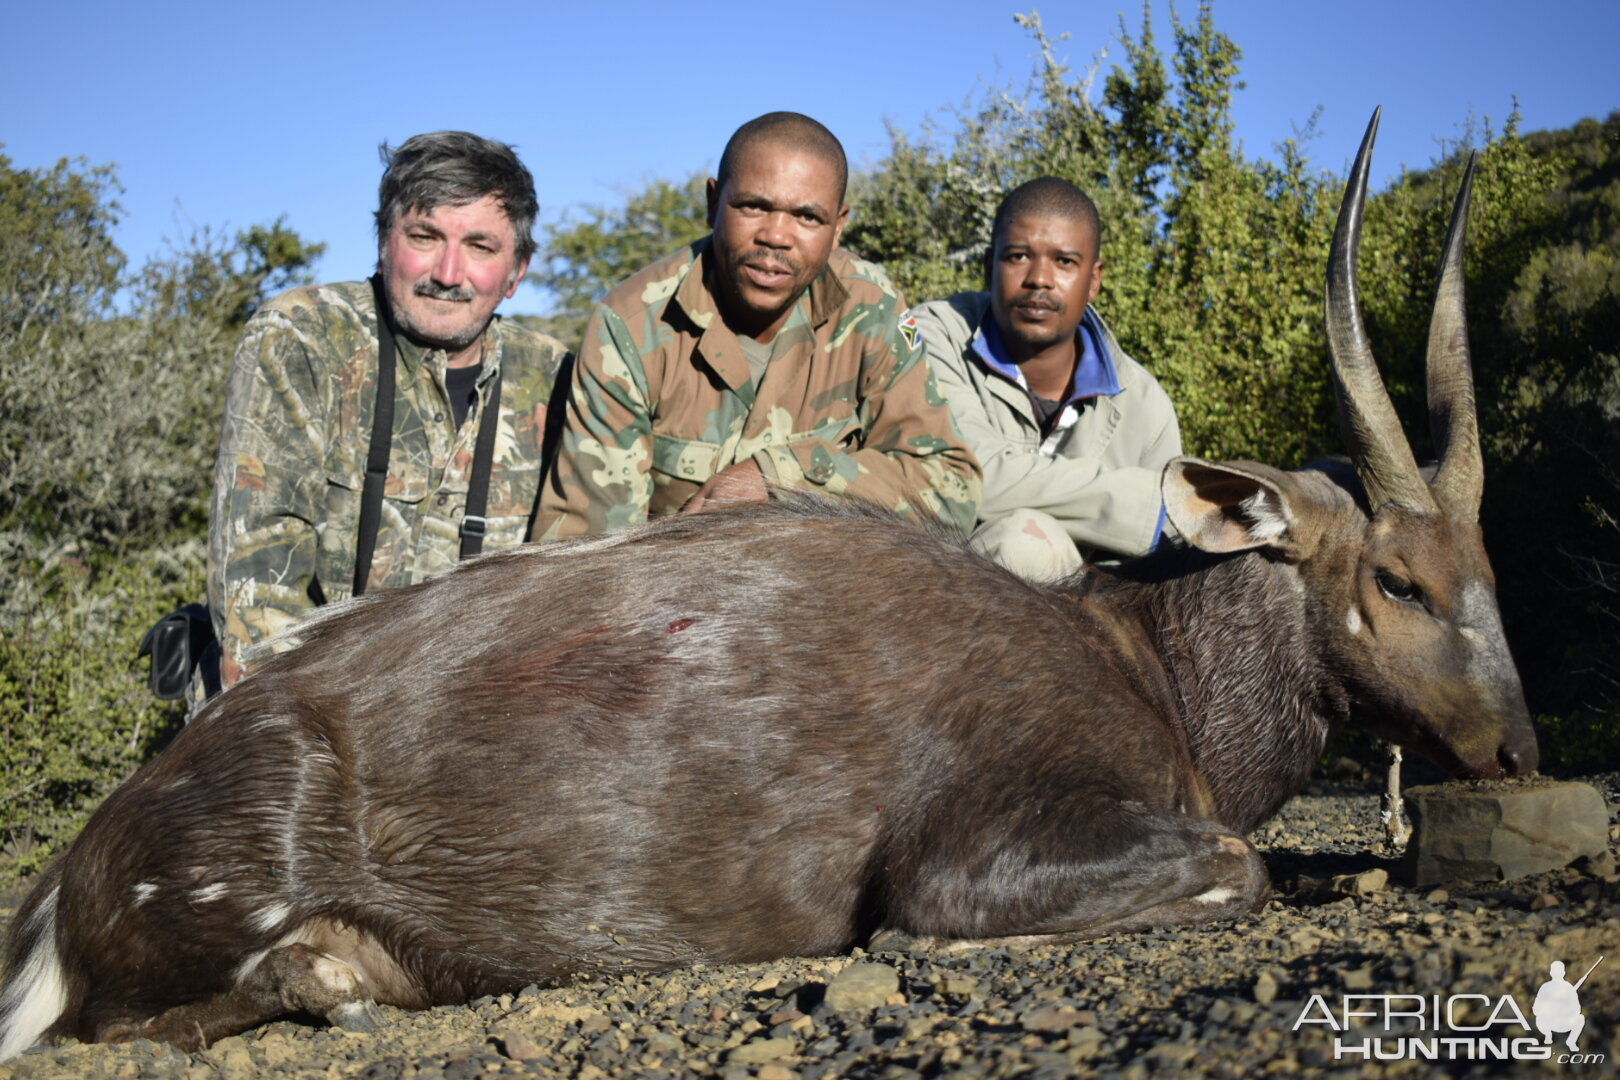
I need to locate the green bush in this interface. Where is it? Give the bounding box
[0,544,201,875]
[0,150,322,877]
[0,150,324,557]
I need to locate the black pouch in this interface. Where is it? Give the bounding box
[137,603,222,701]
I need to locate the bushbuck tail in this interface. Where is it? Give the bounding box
[0,111,1536,1058]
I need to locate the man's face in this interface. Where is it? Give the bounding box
[988,213,1103,362]
[706,145,848,340]
[381,194,529,363]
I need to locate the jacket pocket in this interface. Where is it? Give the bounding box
[650,433,723,483]
[319,468,429,597]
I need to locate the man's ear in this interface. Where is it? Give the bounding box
[1088,258,1104,304]
[833,203,849,248]
[504,255,532,299]
[1163,458,1309,558]
[706,177,720,229]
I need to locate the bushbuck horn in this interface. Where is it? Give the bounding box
[1426,153,1484,522]
[1326,107,1437,514]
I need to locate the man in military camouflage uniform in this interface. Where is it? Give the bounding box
[209,131,566,687]
[533,112,979,539]
[910,177,1180,580]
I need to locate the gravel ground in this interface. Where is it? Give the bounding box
[2,773,1616,1080]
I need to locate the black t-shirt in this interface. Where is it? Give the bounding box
[445,364,483,430]
[1032,392,1066,434]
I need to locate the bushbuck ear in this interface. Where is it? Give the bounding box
[1163,459,1299,556]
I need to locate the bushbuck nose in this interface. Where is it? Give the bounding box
[1499,733,1539,777]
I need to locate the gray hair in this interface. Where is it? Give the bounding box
[375,131,538,263]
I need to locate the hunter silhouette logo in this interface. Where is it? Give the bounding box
[1535,957,1602,1052]
[1293,954,1606,1064]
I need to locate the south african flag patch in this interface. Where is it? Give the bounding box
[897,312,922,349]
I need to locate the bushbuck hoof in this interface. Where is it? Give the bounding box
[328,998,386,1034]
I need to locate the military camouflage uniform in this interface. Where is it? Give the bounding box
[534,240,980,538]
[209,280,565,681]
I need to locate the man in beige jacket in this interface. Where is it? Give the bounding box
[909,177,1181,579]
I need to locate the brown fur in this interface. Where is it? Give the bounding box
[0,479,1536,1054]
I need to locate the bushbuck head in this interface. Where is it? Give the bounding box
[1166,109,1538,781]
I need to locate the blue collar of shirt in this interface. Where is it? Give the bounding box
[972,307,1122,404]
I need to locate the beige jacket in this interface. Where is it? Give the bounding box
[911,292,1180,558]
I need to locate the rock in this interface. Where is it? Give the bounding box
[1068,1025,1106,1061]
[939,975,979,998]
[493,1028,544,1061]
[1574,850,1617,878]
[1401,780,1611,886]
[1020,1005,1091,1033]
[728,1037,795,1064]
[1144,1042,1199,1067]
[524,1002,600,1024]
[823,963,900,1012]
[1331,868,1388,896]
[1254,971,1279,1005]
[903,1016,937,1041]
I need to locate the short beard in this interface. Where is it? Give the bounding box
[385,278,490,354]
[707,248,809,336]
[1002,322,1068,358]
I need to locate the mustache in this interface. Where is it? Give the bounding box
[413,280,475,302]
[739,251,802,277]
[1015,293,1061,312]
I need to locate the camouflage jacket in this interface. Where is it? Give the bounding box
[208,280,566,681]
[533,239,980,539]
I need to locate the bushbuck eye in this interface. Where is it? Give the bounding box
[1376,570,1423,605]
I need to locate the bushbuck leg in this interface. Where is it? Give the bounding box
[98,944,376,1052]
[874,803,1269,952]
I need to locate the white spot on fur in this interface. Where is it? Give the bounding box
[232,926,304,985]
[1347,607,1363,635]
[1192,886,1237,905]
[233,946,273,985]
[191,883,227,904]
[1240,491,1288,541]
[0,888,67,1063]
[251,903,291,933]
[132,882,157,906]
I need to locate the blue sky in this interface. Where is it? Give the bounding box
[4,0,1615,317]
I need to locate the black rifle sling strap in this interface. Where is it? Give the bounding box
[460,364,502,559]
[354,274,397,597]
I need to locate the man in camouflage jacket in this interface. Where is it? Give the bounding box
[534,113,979,539]
[209,132,566,687]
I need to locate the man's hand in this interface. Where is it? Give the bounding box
[683,460,769,514]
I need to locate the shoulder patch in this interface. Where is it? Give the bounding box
[897,312,923,350]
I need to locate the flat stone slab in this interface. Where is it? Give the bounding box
[1401,778,1611,886]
